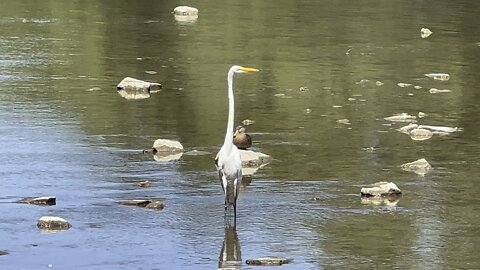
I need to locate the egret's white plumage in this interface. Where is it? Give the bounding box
[215,65,259,219]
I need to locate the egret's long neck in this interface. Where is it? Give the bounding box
[224,71,235,147]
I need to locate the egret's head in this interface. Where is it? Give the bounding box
[230,65,259,74]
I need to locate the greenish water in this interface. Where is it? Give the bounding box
[1,0,479,269]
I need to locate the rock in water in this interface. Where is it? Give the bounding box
[119,199,152,207]
[400,158,432,176]
[173,6,198,16]
[246,257,293,266]
[384,113,417,123]
[116,77,162,100]
[420,27,433,38]
[37,216,71,231]
[424,73,449,81]
[0,250,8,256]
[17,196,56,206]
[146,201,165,210]
[360,182,402,197]
[173,6,198,22]
[119,199,165,211]
[117,77,162,92]
[239,150,271,168]
[409,128,433,141]
[152,139,184,153]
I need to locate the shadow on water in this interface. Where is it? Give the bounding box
[218,223,242,270]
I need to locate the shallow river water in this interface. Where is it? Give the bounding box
[1,0,479,269]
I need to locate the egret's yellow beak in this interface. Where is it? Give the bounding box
[240,67,259,73]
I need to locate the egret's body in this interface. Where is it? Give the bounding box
[215,65,258,219]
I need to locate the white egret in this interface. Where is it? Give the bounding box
[215,65,259,219]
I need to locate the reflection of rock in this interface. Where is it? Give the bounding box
[246,257,293,266]
[117,89,150,100]
[116,77,162,100]
[37,216,71,231]
[360,182,402,197]
[401,158,432,176]
[153,152,183,162]
[218,224,241,270]
[17,196,56,206]
[361,196,401,207]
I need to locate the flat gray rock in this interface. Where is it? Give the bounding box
[118,199,151,207]
[119,199,165,211]
[37,216,71,231]
[239,150,271,168]
[17,196,56,206]
[246,257,293,266]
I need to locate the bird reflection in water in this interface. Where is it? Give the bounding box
[218,224,242,270]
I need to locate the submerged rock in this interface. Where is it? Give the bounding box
[37,216,71,231]
[0,250,9,256]
[146,201,165,210]
[397,123,418,134]
[119,199,165,210]
[417,125,460,134]
[360,182,402,197]
[17,196,56,206]
[398,123,460,138]
[409,128,433,141]
[401,158,432,176]
[246,257,293,266]
[118,199,151,207]
[384,113,417,123]
[397,82,412,88]
[429,88,452,94]
[424,73,449,81]
[134,181,151,188]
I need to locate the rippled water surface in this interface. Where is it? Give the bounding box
[1,0,479,269]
